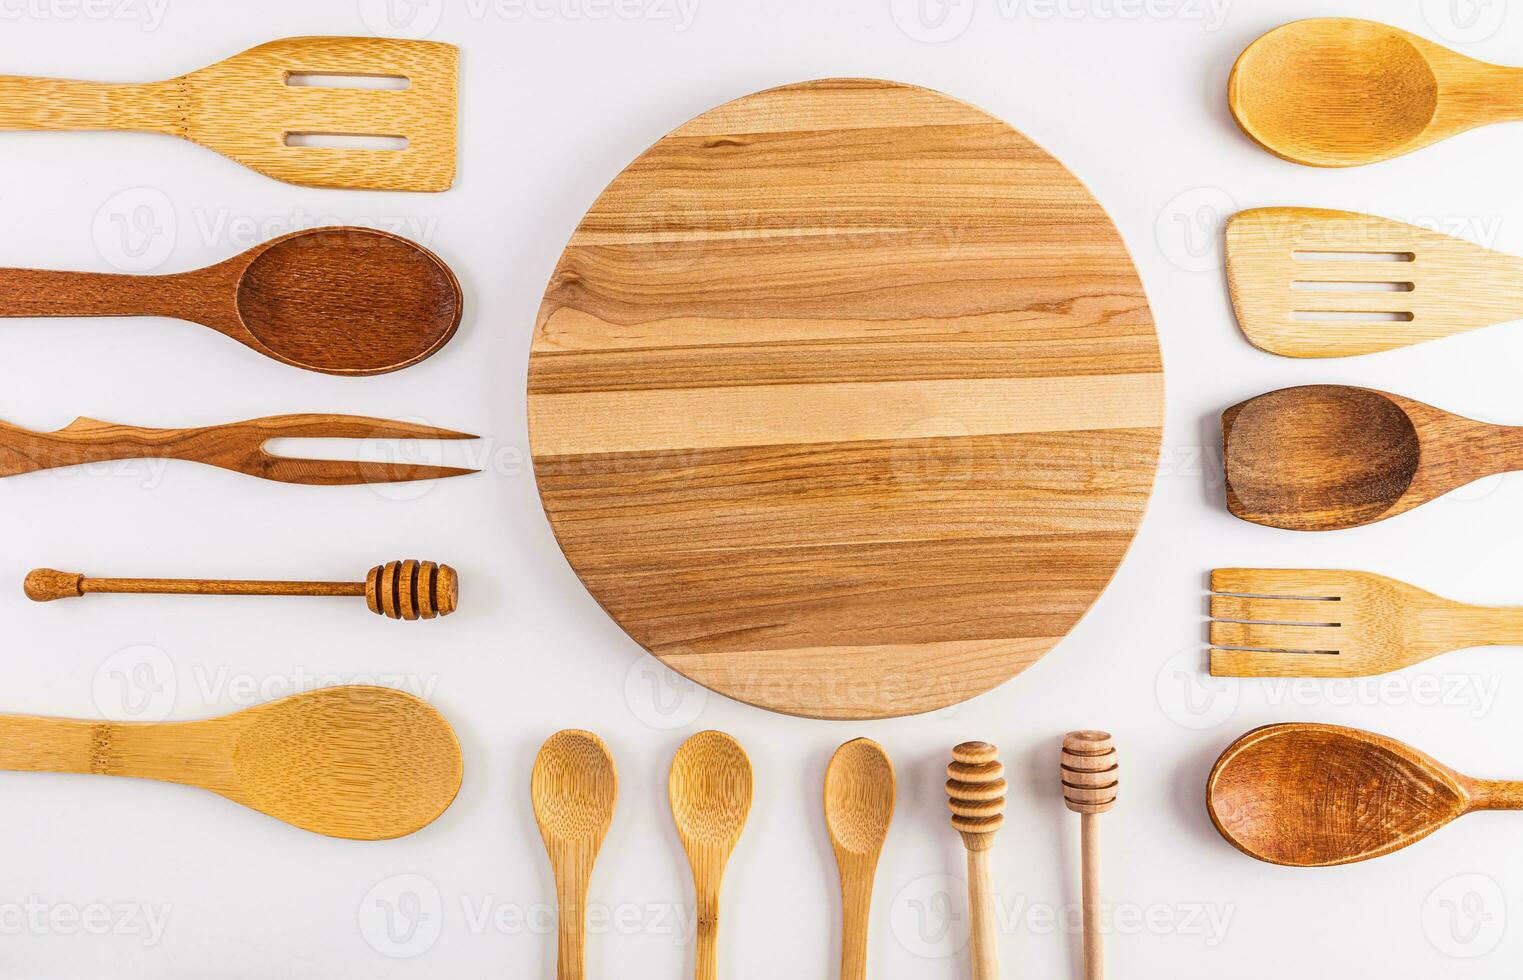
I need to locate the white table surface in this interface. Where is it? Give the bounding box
[3,0,1523,976]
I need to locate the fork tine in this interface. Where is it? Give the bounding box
[1210,621,1341,651]
[257,457,477,486]
[248,415,476,441]
[1210,594,1340,623]
[1211,647,1343,678]
[1211,568,1347,599]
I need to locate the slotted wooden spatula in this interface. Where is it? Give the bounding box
[0,37,457,191]
[1227,207,1523,357]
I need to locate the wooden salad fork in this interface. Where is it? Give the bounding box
[533,731,618,980]
[824,739,895,980]
[1211,568,1523,678]
[669,731,752,980]
[0,37,458,190]
[1227,208,1523,357]
[0,414,476,486]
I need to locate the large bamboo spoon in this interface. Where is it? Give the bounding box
[1062,732,1118,980]
[1222,384,1523,531]
[1230,18,1523,167]
[0,686,462,840]
[946,742,1004,980]
[0,227,461,375]
[669,731,753,980]
[1209,723,1523,867]
[533,731,618,980]
[824,738,895,980]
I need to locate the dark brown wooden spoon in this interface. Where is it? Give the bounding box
[1222,384,1523,531]
[1208,723,1523,867]
[0,227,461,376]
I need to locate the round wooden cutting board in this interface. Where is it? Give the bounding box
[529,79,1164,720]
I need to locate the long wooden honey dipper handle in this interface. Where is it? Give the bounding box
[1063,731,1118,980]
[947,741,1005,980]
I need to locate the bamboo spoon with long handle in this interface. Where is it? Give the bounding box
[0,686,462,840]
[1230,18,1523,167]
[824,739,895,980]
[0,227,462,375]
[946,742,1004,980]
[1062,732,1118,980]
[25,560,458,621]
[1227,207,1523,357]
[1211,568,1523,677]
[1222,384,1523,531]
[1209,723,1523,867]
[669,731,753,980]
[0,37,458,191]
[533,731,618,980]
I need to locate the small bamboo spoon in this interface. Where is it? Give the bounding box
[25,560,458,621]
[0,686,462,840]
[0,227,462,375]
[533,731,618,980]
[1209,723,1523,867]
[1062,732,1118,980]
[1222,384,1523,530]
[1230,18,1523,167]
[669,731,753,980]
[824,739,895,980]
[946,742,1004,980]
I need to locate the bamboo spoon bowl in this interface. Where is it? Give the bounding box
[1229,18,1523,167]
[1208,723,1523,867]
[533,730,618,980]
[0,686,462,840]
[824,739,895,980]
[670,731,753,980]
[0,227,462,376]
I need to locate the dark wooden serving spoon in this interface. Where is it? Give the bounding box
[1222,384,1523,531]
[0,227,461,375]
[1208,723,1523,867]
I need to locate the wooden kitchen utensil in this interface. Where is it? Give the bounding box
[1229,18,1523,167]
[947,742,1004,980]
[0,227,462,376]
[1222,384,1523,530]
[0,686,462,839]
[1209,723,1523,867]
[1211,568,1523,677]
[0,413,476,485]
[0,37,458,190]
[824,738,895,980]
[1227,207,1523,357]
[529,77,1164,720]
[1062,732,1117,980]
[533,730,618,980]
[669,731,752,980]
[25,560,459,620]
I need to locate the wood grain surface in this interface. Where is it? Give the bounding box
[528,79,1164,720]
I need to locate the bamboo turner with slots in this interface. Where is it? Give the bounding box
[0,414,477,486]
[1228,208,1523,357]
[1211,568,1523,678]
[0,37,458,191]
[25,560,458,620]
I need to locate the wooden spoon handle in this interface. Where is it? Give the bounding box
[553,862,592,980]
[965,847,999,980]
[838,863,873,980]
[0,76,180,133]
[0,715,217,786]
[1467,779,1523,810]
[0,267,200,320]
[693,880,721,980]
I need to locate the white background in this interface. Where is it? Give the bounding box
[1,0,1522,976]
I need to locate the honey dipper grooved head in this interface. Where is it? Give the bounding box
[1062,730,1117,814]
[366,561,459,620]
[947,741,1005,851]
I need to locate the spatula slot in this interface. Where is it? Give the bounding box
[1212,646,1341,656]
[1292,250,1415,262]
[285,133,409,151]
[285,73,411,90]
[1292,281,1414,292]
[1291,310,1414,322]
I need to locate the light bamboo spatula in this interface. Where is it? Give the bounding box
[1211,568,1523,678]
[824,739,894,980]
[0,686,462,839]
[533,730,618,980]
[669,731,752,980]
[1228,208,1523,357]
[0,37,457,191]
[1230,18,1523,167]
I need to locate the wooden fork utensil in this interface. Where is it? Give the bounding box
[947,742,1004,980]
[0,414,476,486]
[825,739,895,980]
[533,731,618,980]
[670,731,752,980]
[1062,732,1117,980]
[1228,208,1523,357]
[0,37,458,190]
[0,686,462,839]
[26,560,458,620]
